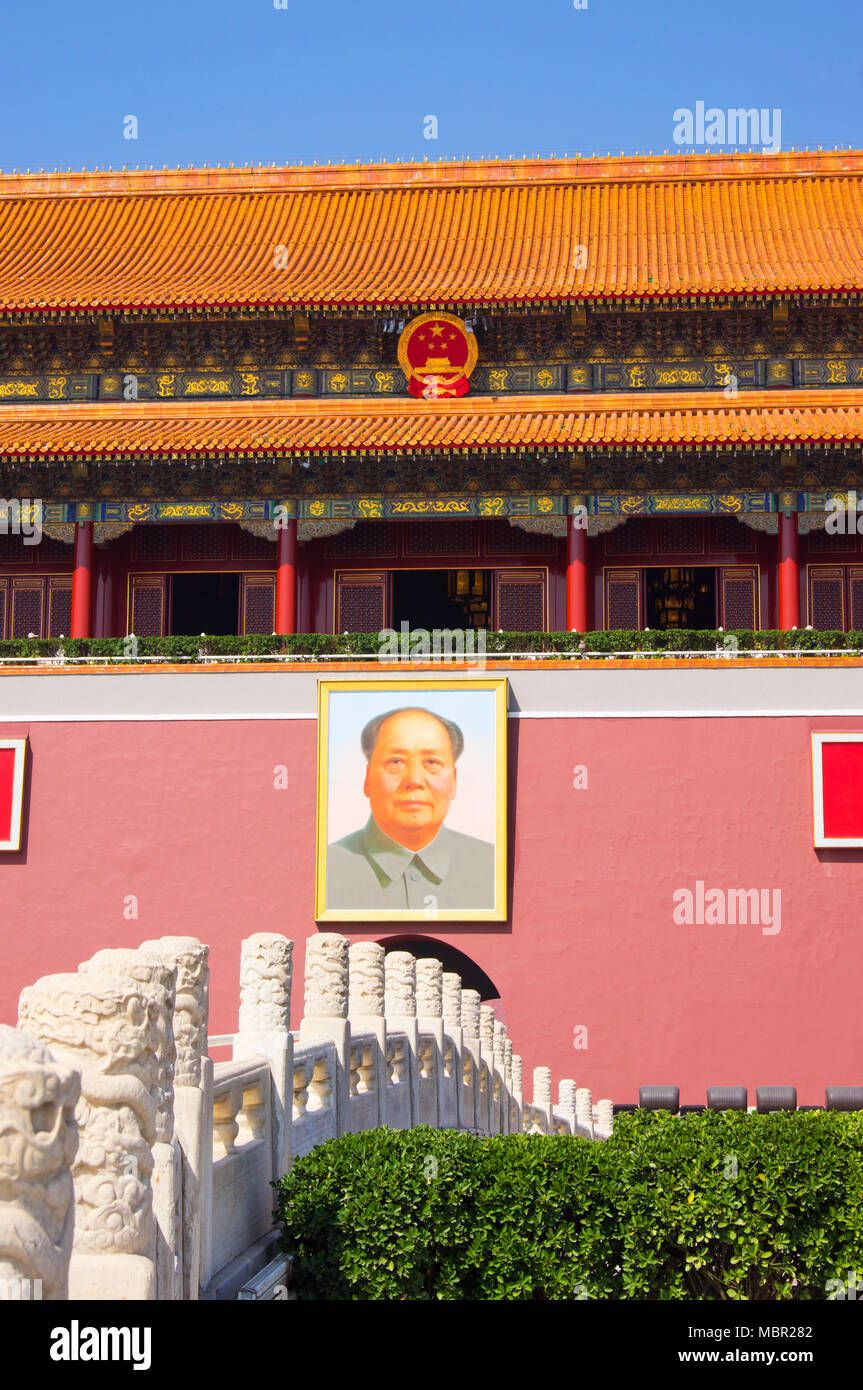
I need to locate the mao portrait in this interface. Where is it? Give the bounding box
[315,679,507,922]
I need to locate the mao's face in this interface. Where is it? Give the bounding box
[364,711,457,848]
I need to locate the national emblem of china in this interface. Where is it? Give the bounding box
[397,312,478,398]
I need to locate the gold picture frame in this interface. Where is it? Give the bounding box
[315,677,508,922]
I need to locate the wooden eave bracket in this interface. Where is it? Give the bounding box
[570,303,587,353]
[772,301,789,344]
[97,315,115,359]
[293,311,310,350]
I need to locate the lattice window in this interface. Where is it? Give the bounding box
[134,526,178,562]
[719,567,758,630]
[807,527,858,553]
[181,525,227,562]
[241,576,276,635]
[47,579,72,638]
[0,580,6,638]
[605,570,641,630]
[606,518,652,556]
[851,569,863,631]
[11,580,44,638]
[233,526,275,560]
[712,516,756,554]
[335,572,388,633]
[485,519,555,555]
[405,521,477,557]
[495,570,546,631]
[326,522,397,559]
[130,577,167,637]
[658,518,702,554]
[0,532,30,562]
[39,535,74,563]
[808,567,845,631]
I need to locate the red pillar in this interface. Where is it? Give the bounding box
[778,509,800,630]
[71,518,94,639]
[566,503,589,631]
[275,516,298,634]
[92,543,117,639]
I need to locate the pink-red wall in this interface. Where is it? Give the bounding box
[1,711,860,1105]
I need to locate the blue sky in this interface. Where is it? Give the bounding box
[1,0,861,171]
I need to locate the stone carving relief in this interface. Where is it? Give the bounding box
[18,972,159,1258]
[347,943,385,1018]
[533,1066,552,1104]
[0,1025,79,1299]
[415,959,443,1017]
[509,517,567,539]
[238,934,292,1032]
[460,990,481,1038]
[384,952,416,1017]
[441,973,462,1024]
[479,1006,496,1048]
[303,934,349,1018]
[81,949,176,1145]
[140,938,208,1088]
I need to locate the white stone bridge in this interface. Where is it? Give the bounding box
[0,932,611,1301]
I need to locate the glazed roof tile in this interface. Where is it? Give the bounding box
[0,390,860,457]
[0,151,862,313]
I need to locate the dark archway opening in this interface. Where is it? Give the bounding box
[170,572,240,635]
[391,570,491,631]
[645,566,717,630]
[380,936,500,1002]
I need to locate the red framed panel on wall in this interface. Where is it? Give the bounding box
[334,570,390,634]
[0,739,27,851]
[812,733,863,847]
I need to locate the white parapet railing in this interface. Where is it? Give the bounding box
[1,930,612,1303]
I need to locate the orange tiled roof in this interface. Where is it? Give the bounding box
[0,390,861,457]
[1,151,863,314]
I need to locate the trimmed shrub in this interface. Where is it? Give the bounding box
[0,629,861,663]
[274,1112,863,1300]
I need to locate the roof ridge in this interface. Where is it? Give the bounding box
[1,149,862,200]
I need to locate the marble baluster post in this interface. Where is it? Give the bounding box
[347,942,387,1129]
[415,959,444,1128]
[299,935,350,1134]
[19,971,160,1299]
[557,1079,578,1136]
[511,1055,524,1133]
[81,948,180,1300]
[139,937,210,1299]
[460,990,482,1133]
[503,1038,514,1131]
[493,1021,508,1134]
[0,1025,79,1301]
[479,1006,497,1135]
[533,1066,553,1133]
[576,1087,595,1139]
[233,934,293,1184]
[384,952,419,1128]
[595,1098,615,1140]
[441,972,463,1129]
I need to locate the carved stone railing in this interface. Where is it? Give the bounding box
[0,1025,79,1301]
[291,1039,338,1160]
[3,930,612,1300]
[208,1057,272,1281]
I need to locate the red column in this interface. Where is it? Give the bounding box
[275,516,298,634]
[71,517,94,639]
[92,543,117,639]
[566,503,589,631]
[778,509,800,630]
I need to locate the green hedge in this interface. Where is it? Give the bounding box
[274,1112,863,1300]
[1,629,861,661]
